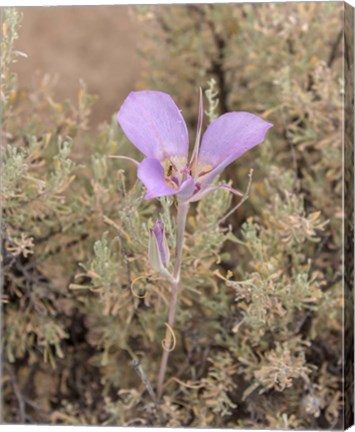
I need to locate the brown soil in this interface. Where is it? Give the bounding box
[13,5,144,126]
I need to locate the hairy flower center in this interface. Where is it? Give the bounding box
[192,161,214,178]
[162,156,187,189]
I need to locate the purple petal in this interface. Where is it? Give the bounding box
[198,112,273,184]
[151,220,170,266]
[138,158,179,200]
[117,91,189,161]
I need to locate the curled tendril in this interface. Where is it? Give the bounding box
[161,323,176,352]
[130,276,148,299]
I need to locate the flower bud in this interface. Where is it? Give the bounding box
[148,220,170,274]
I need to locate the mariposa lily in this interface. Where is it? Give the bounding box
[117,90,272,202]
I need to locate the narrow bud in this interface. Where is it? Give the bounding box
[148,220,170,274]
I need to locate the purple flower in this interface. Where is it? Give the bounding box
[117,90,272,202]
[148,220,170,274]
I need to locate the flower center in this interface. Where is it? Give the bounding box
[191,161,214,178]
[162,156,187,189]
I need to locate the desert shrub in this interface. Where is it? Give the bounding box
[1,3,344,428]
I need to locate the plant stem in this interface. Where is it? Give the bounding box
[173,202,189,280]
[157,201,189,399]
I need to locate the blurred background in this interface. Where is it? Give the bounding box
[14,6,143,125]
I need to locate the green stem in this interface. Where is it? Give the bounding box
[157,201,189,399]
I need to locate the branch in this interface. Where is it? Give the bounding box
[5,364,26,423]
[327,29,343,68]
[131,359,164,423]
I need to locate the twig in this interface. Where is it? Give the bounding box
[327,29,342,68]
[131,359,164,423]
[5,364,26,423]
[217,169,254,226]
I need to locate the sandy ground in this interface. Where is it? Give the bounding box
[13,6,144,126]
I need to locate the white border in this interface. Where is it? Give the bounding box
[0,0,354,8]
[1,1,354,432]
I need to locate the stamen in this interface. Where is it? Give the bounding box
[162,156,189,190]
[167,164,173,176]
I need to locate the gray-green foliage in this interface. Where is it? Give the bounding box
[135,2,343,429]
[2,3,344,429]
